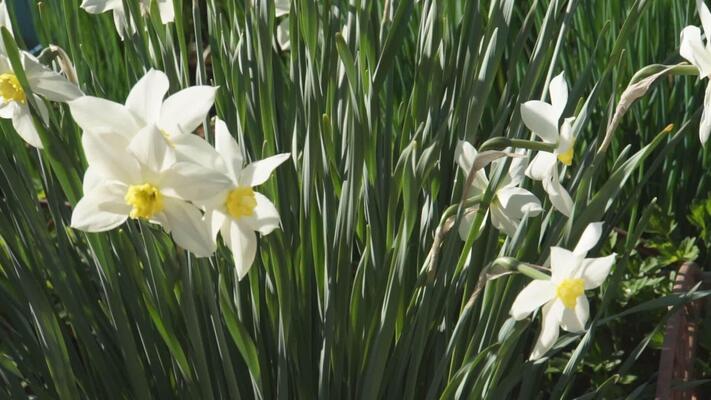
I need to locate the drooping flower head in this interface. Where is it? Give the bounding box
[455,141,543,238]
[510,222,616,360]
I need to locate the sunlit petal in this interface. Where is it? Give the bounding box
[510,280,556,320]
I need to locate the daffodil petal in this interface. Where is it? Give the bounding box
[0,0,13,36]
[455,140,477,172]
[457,207,486,241]
[240,192,282,235]
[520,101,559,143]
[455,140,489,195]
[510,280,556,320]
[23,53,83,102]
[530,301,562,360]
[573,222,604,256]
[275,0,290,17]
[238,153,290,187]
[69,96,141,138]
[525,151,556,181]
[698,0,711,43]
[12,104,43,148]
[550,246,584,282]
[161,197,215,257]
[490,201,520,237]
[559,296,588,333]
[71,181,130,232]
[214,118,244,180]
[159,86,217,136]
[701,81,711,144]
[680,26,711,77]
[33,94,50,124]
[541,171,573,217]
[0,97,18,118]
[559,117,576,150]
[207,209,227,242]
[495,186,543,220]
[581,254,616,290]
[223,221,257,280]
[549,72,568,118]
[156,0,175,23]
[82,166,103,193]
[497,154,527,188]
[112,7,134,40]
[277,20,290,50]
[80,0,123,13]
[161,161,231,205]
[128,124,177,173]
[82,131,140,183]
[172,133,224,172]
[125,69,169,125]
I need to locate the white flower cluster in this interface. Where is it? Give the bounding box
[0,4,289,278]
[454,73,616,359]
[7,0,711,362]
[67,70,290,280]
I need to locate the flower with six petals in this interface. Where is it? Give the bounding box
[203,119,290,280]
[510,222,616,360]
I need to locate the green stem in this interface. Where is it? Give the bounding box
[479,137,557,152]
[489,257,550,280]
[630,63,699,85]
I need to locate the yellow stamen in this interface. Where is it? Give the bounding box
[557,146,574,166]
[555,278,584,309]
[225,186,257,219]
[125,183,164,219]
[0,73,25,104]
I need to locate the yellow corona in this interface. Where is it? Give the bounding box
[557,146,574,166]
[555,278,584,309]
[0,73,25,104]
[225,186,257,219]
[125,183,164,219]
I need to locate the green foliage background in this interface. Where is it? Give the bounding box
[1,0,710,398]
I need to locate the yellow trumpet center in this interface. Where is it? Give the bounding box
[225,186,257,219]
[557,146,574,166]
[0,73,25,104]
[125,183,164,219]
[555,278,584,309]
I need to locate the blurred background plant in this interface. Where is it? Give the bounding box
[1,0,710,398]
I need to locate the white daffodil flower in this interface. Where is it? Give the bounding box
[510,222,616,360]
[204,119,290,280]
[520,72,575,216]
[455,141,543,238]
[0,53,83,148]
[68,69,219,167]
[680,0,711,144]
[71,124,231,256]
[80,0,174,40]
